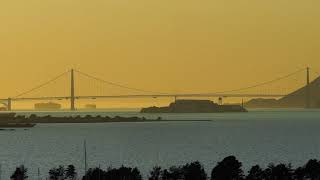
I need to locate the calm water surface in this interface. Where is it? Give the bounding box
[0,109,320,179]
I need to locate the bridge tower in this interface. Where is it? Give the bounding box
[70,69,76,111]
[306,67,311,108]
[7,98,12,111]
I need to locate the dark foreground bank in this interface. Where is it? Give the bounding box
[0,113,211,124]
[9,156,320,180]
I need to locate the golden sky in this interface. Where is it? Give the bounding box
[1,0,320,108]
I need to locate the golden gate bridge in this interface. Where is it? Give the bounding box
[0,67,315,111]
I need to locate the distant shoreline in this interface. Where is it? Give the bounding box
[0,113,212,125]
[34,119,213,124]
[2,107,320,113]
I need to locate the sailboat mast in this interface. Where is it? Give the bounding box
[84,140,87,175]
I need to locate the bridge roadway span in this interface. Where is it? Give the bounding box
[0,93,285,102]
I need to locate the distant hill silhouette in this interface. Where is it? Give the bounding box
[245,76,320,108]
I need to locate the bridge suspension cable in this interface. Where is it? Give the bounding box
[310,67,320,77]
[14,70,70,98]
[74,69,165,95]
[213,68,306,94]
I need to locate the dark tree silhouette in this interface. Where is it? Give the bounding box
[182,161,207,180]
[158,162,207,180]
[12,156,320,180]
[304,159,320,180]
[161,166,183,180]
[161,169,171,180]
[211,156,244,180]
[263,163,293,180]
[10,165,28,180]
[246,165,264,180]
[293,167,306,180]
[65,165,77,180]
[83,166,142,180]
[149,166,162,180]
[108,166,142,180]
[82,168,105,180]
[49,166,66,180]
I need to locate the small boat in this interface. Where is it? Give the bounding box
[85,104,97,109]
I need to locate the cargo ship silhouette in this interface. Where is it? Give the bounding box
[34,102,61,110]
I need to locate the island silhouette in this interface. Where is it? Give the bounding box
[141,99,247,113]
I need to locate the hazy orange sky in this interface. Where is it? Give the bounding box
[1,0,320,108]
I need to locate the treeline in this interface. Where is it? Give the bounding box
[9,114,154,124]
[9,156,320,180]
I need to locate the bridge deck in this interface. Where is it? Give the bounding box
[0,94,285,102]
